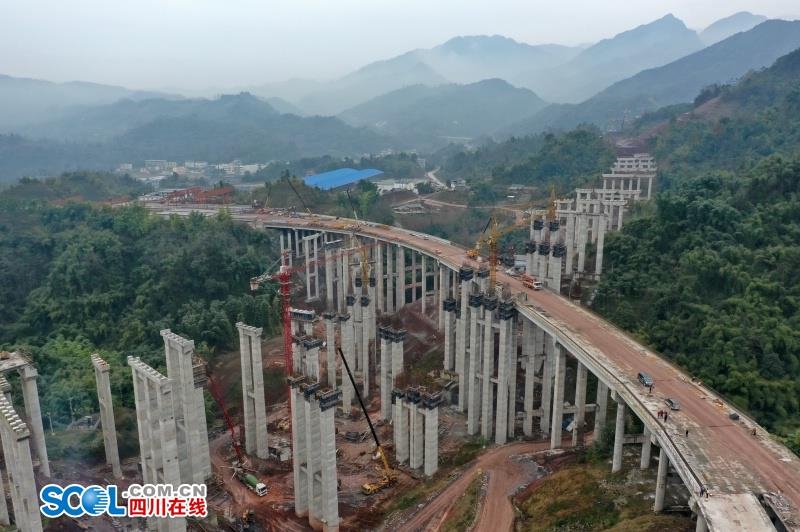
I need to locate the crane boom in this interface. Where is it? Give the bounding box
[206,366,246,465]
[336,346,394,478]
[284,174,311,214]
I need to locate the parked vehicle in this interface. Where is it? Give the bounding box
[638,372,654,387]
[665,398,681,410]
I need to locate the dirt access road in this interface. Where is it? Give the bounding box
[397,441,557,532]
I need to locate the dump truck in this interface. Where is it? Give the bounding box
[235,469,268,496]
[521,274,542,290]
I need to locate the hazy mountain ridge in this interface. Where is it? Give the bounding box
[339,78,548,148]
[0,93,392,182]
[503,19,800,136]
[514,14,705,103]
[700,11,767,45]
[0,74,175,132]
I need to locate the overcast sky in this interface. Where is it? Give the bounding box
[1,0,798,91]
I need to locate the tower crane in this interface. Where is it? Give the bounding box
[470,216,526,289]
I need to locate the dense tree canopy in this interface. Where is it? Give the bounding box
[0,180,280,428]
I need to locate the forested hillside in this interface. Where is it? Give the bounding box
[438,129,615,192]
[596,48,800,452]
[0,176,280,452]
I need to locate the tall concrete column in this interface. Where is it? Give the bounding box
[420,255,427,315]
[394,397,409,464]
[237,324,269,460]
[0,466,8,526]
[549,343,565,449]
[572,362,587,447]
[18,365,50,477]
[161,331,210,483]
[375,240,384,313]
[352,291,363,373]
[696,514,708,532]
[424,406,439,476]
[507,316,518,440]
[612,400,626,473]
[360,296,371,397]
[290,384,309,517]
[385,245,394,313]
[337,252,346,313]
[324,247,335,310]
[594,381,608,436]
[576,214,587,273]
[466,295,482,434]
[91,354,122,478]
[305,395,322,527]
[128,357,184,532]
[409,404,424,469]
[539,333,554,434]
[455,268,473,412]
[618,204,625,230]
[480,299,496,440]
[495,307,514,445]
[564,213,576,275]
[410,252,417,303]
[443,307,455,371]
[342,249,351,308]
[438,266,447,332]
[595,214,607,276]
[640,426,652,470]
[0,395,43,532]
[318,399,340,532]
[379,333,391,420]
[339,314,354,412]
[323,314,337,389]
[396,245,405,308]
[654,447,668,512]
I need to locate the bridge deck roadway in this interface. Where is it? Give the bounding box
[153,206,800,530]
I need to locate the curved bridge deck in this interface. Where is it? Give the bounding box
[153,205,800,530]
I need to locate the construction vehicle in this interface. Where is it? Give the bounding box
[234,469,268,496]
[335,347,397,495]
[521,273,542,291]
[276,417,291,431]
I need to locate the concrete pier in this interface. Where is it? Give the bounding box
[595,381,608,435]
[550,342,566,449]
[323,313,337,389]
[612,400,626,473]
[236,323,268,459]
[340,313,354,412]
[466,292,482,434]
[480,296,496,440]
[640,426,652,469]
[161,330,211,483]
[91,354,122,478]
[495,302,515,444]
[128,356,185,532]
[655,447,669,511]
[0,394,43,532]
[572,361,587,447]
[289,380,309,517]
[539,334,554,434]
[424,405,439,476]
[18,365,50,477]
[455,267,473,412]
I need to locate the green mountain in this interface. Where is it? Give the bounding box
[0,74,172,132]
[339,79,547,148]
[0,93,391,182]
[505,20,800,136]
[595,47,800,439]
[700,11,767,45]
[514,14,704,103]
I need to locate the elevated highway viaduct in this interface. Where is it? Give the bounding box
[153,205,800,531]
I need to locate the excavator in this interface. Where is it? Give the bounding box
[336,347,397,495]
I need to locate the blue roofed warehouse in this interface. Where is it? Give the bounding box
[303,168,384,191]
